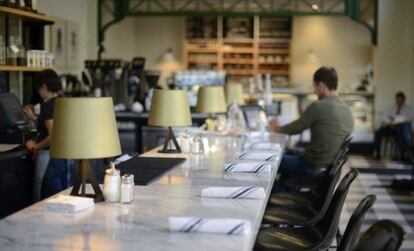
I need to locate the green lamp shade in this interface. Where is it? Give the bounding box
[225,83,245,105]
[148,89,192,127]
[196,86,227,113]
[50,97,122,159]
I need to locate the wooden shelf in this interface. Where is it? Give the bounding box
[0,66,48,72]
[259,62,289,65]
[223,59,254,64]
[0,6,54,24]
[259,38,291,42]
[184,15,292,83]
[225,69,254,75]
[258,69,290,75]
[222,48,254,53]
[223,38,254,43]
[259,49,290,54]
[187,48,219,53]
[188,60,218,64]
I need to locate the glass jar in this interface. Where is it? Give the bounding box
[120,174,134,203]
[0,35,5,65]
[6,36,18,66]
[16,37,26,66]
[103,163,121,202]
[24,0,32,10]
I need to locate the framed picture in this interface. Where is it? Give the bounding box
[50,18,66,70]
[66,21,80,70]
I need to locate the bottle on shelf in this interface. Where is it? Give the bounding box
[24,0,33,11]
[16,37,26,66]
[5,0,13,7]
[0,35,5,65]
[264,73,275,113]
[265,73,273,106]
[18,0,24,9]
[24,0,32,11]
[8,0,19,8]
[257,74,265,108]
[6,36,18,66]
[248,77,255,96]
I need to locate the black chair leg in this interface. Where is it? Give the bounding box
[336,227,342,245]
[390,153,414,191]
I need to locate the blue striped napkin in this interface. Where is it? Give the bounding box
[224,162,272,173]
[244,142,282,151]
[236,152,279,161]
[169,217,251,235]
[201,186,265,199]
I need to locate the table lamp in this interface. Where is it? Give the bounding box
[148,89,192,153]
[50,97,121,202]
[196,86,227,131]
[225,83,245,106]
[196,86,227,113]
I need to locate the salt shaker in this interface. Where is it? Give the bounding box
[103,162,121,202]
[120,174,134,203]
[179,130,191,153]
[201,137,209,154]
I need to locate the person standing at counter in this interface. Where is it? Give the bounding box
[23,69,73,201]
[373,92,413,160]
[269,67,354,190]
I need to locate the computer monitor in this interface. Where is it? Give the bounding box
[0,93,29,129]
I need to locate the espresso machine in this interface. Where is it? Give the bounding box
[143,70,161,112]
[128,57,146,106]
[84,59,129,106]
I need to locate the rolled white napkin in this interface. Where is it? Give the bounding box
[246,131,269,139]
[236,152,279,161]
[44,195,94,213]
[244,142,282,151]
[169,217,251,235]
[113,153,134,165]
[201,186,265,199]
[224,162,272,173]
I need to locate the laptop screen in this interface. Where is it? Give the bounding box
[241,105,268,131]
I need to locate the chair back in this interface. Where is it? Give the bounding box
[326,135,352,173]
[336,194,376,251]
[313,168,359,250]
[314,155,348,204]
[354,219,406,251]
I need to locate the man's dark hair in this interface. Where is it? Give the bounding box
[396,91,405,99]
[313,66,338,90]
[35,69,62,93]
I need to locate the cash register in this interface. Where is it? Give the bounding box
[0,93,34,144]
[0,93,34,218]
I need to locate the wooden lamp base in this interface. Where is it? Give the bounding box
[159,126,181,153]
[70,159,104,202]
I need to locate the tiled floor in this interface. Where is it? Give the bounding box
[340,156,414,250]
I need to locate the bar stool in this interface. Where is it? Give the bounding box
[255,169,358,251]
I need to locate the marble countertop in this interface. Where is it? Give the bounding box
[0,133,286,251]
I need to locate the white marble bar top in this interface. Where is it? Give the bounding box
[0,133,286,251]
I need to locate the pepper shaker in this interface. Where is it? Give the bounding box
[191,136,204,154]
[120,174,134,203]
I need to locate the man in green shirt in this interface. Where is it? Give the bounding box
[270,67,353,188]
